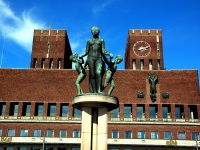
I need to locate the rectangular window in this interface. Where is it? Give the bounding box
[42,58,45,69]
[9,102,18,116]
[178,132,185,140]
[0,129,2,136]
[175,105,184,119]
[73,130,80,138]
[33,129,41,137]
[191,132,199,140]
[73,108,81,118]
[5,148,14,150]
[60,103,68,117]
[20,129,28,137]
[149,59,152,70]
[124,104,132,118]
[59,130,67,138]
[150,105,157,118]
[22,102,31,116]
[140,59,144,70]
[46,129,54,137]
[151,131,159,139]
[112,130,119,138]
[35,103,44,116]
[0,102,6,116]
[18,147,27,150]
[188,105,198,119]
[31,148,40,150]
[111,108,119,118]
[47,103,56,117]
[133,59,136,70]
[138,131,145,139]
[124,130,132,139]
[162,105,171,118]
[58,58,61,69]
[164,131,172,139]
[137,104,145,118]
[7,129,15,137]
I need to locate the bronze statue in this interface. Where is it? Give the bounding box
[69,53,86,95]
[148,74,158,102]
[79,26,113,93]
[102,55,123,95]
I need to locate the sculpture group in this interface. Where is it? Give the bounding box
[70,26,123,95]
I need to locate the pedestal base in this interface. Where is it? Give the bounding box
[72,94,119,150]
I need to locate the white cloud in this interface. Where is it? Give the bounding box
[0,0,46,52]
[92,0,115,15]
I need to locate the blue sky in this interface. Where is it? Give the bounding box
[0,0,199,79]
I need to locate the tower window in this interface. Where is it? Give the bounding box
[33,58,37,68]
[140,59,144,70]
[58,58,61,69]
[9,102,18,116]
[149,59,152,70]
[157,60,160,70]
[35,103,44,116]
[132,59,136,70]
[41,58,45,69]
[22,102,31,116]
[50,58,53,69]
[0,102,6,116]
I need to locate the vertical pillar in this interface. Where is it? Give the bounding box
[81,107,92,150]
[98,107,108,150]
[92,108,98,150]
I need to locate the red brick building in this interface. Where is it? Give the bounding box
[0,29,199,150]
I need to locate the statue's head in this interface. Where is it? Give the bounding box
[115,55,123,64]
[91,26,100,37]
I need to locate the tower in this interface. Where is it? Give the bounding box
[30,29,72,69]
[125,29,164,70]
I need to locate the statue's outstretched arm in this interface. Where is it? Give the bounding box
[80,41,90,58]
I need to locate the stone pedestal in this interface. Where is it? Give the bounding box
[72,94,119,150]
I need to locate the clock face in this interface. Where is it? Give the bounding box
[133,41,151,57]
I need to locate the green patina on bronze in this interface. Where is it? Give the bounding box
[70,26,122,95]
[148,73,159,102]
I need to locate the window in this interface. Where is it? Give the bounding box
[151,131,159,139]
[60,103,68,117]
[18,148,27,150]
[20,129,28,137]
[58,58,61,69]
[0,102,6,116]
[124,130,132,139]
[133,59,136,70]
[31,148,40,150]
[137,104,145,118]
[22,102,31,116]
[5,147,14,150]
[46,129,54,137]
[9,102,18,116]
[111,108,119,118]
[178,132,185,140]
[73,129,80,138]
[0,129,2,136]
[164,131,172,139]
[73,108,81,118]
[192,132,199,140]
[59,130,67,138]
[71,148,80,150]
[112,130,119,138]
[188,105,198,119]
[33,129,41,137]
[42,58,45,69]
[124,105,132,118]
[149,59,152,70]
[138,131,145,139]
[150,105,157,118]
[7,129,15,136]
[35,103,44,116]
[162,105,171,118]
[47,103,56,117]
[175,105,184,119]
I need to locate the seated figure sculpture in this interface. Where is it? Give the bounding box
[69,53,86,95]
[102,55,123,95]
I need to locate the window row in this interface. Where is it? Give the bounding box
[0,129,80,138]
[111,130,199,140]
[3,147,80,150]
[33,58,62,69]
[111,104,199,119]
[0,102,81,118]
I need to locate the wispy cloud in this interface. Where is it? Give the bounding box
[0,0,46,52]
[92,0,116,15]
